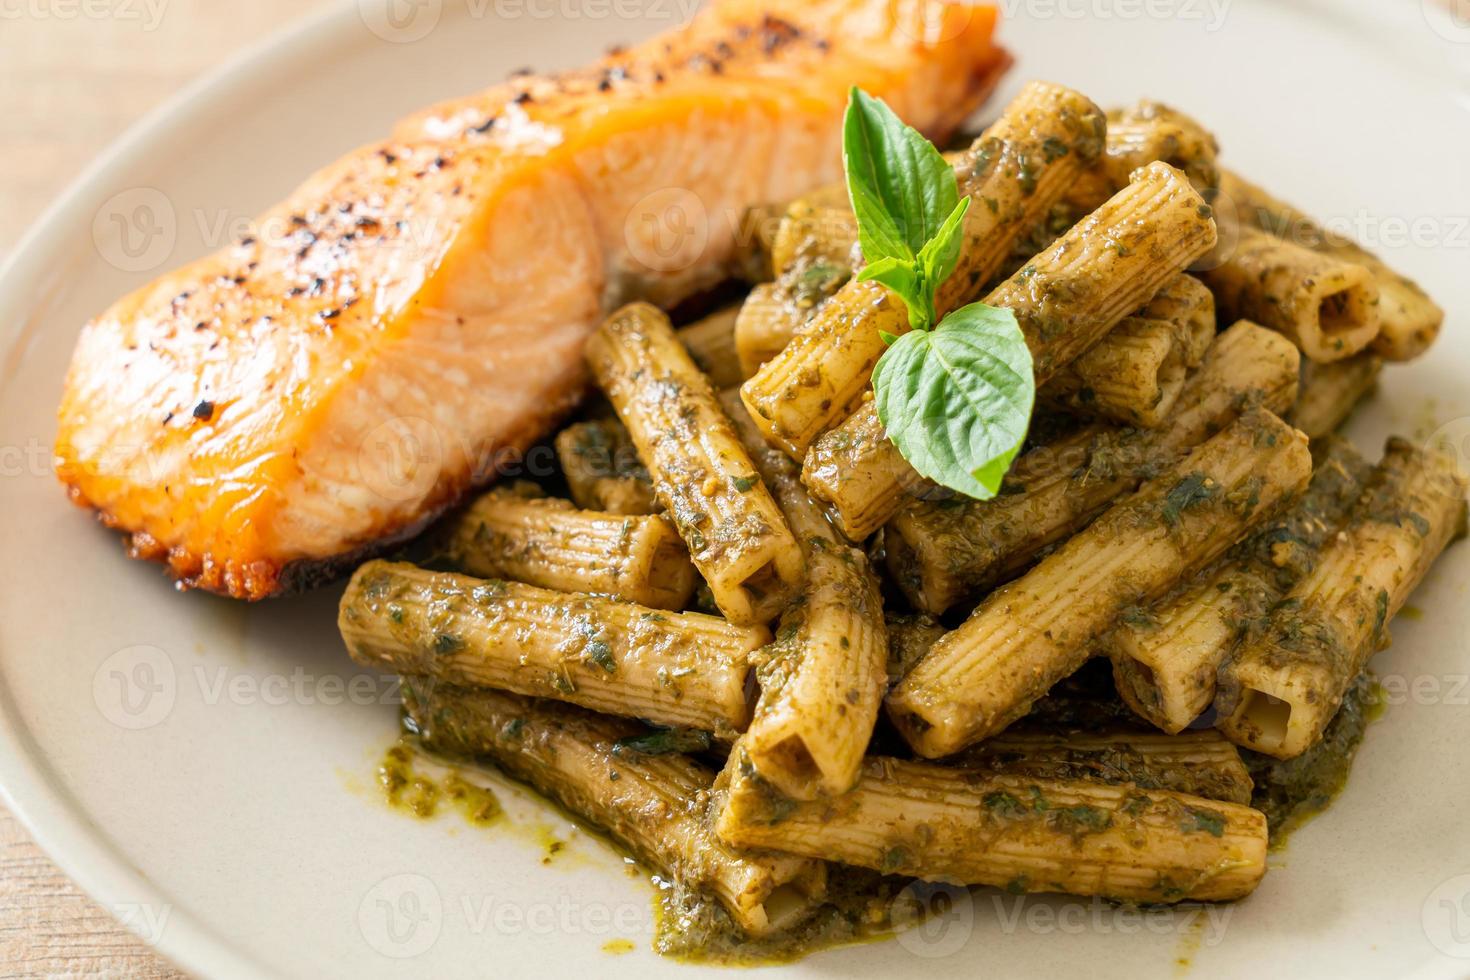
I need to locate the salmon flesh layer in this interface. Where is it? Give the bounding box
[54,0,1008,598]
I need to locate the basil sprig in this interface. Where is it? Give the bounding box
[844,88,1034,500]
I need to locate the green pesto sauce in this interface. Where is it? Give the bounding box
[387,728,934,964]
[653,869,914,965]
[378,739,502,827]
[1244,673,1384,847]
[383,733,586,866]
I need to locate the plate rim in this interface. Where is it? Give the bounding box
[0,2,1466,977]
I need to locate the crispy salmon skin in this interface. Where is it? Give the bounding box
[54,0,1008,599]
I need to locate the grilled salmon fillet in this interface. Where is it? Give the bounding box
[55,0,1009,599]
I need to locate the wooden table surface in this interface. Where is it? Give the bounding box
[0,6,331,973]
[3,0,1467,976]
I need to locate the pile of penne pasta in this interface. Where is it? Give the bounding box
[339,81,1468,955]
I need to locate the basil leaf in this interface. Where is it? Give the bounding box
[843,88,961,266]
[856,255,918,296]
[856,256,928,331]
[843,89,1035,499]
[859,197,971,333]
[872,302,1034,500]
[916,195,971,299]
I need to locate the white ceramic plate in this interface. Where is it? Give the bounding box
[3,1,1469,977]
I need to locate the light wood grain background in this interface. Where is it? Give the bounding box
[2,0,1467,976]
[1,6,330,974]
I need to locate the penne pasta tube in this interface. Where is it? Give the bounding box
[401,682,827,938]
[588,302,804,625]
[677,305,745,389]
[715,749,1268,903]
[442,485,697,609]
[952,728,1254,805]
[743,542,887,799]
[1016,103,1220,276]
[745,161,971,380]
[1288,353,1383,440]
[993,198,1088,287]
[990,160,1220,384]
[1216,438,1468,759]
[1107,439,1372,733]
[340,561,765,734]
[799,395,929,542]
[719,390,887,799]
[888,409,1312,758]
[1140,274,1216,367]
[733,282,808,380]
[1066,101,1222,213]
[886,321,1301,614]
[997,98,1221,287]
[716,389,831,548]
[732,245,852,384]
[804,162,1221,539]
[741,81,1107,458]
[1201,224,1380,364]
[1042,315,1188,428]
[1220,168,1443,361]
[1038,275,1214,429]
[885,613,948,688]
[769,189,860,278]
[555,419,659,516]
